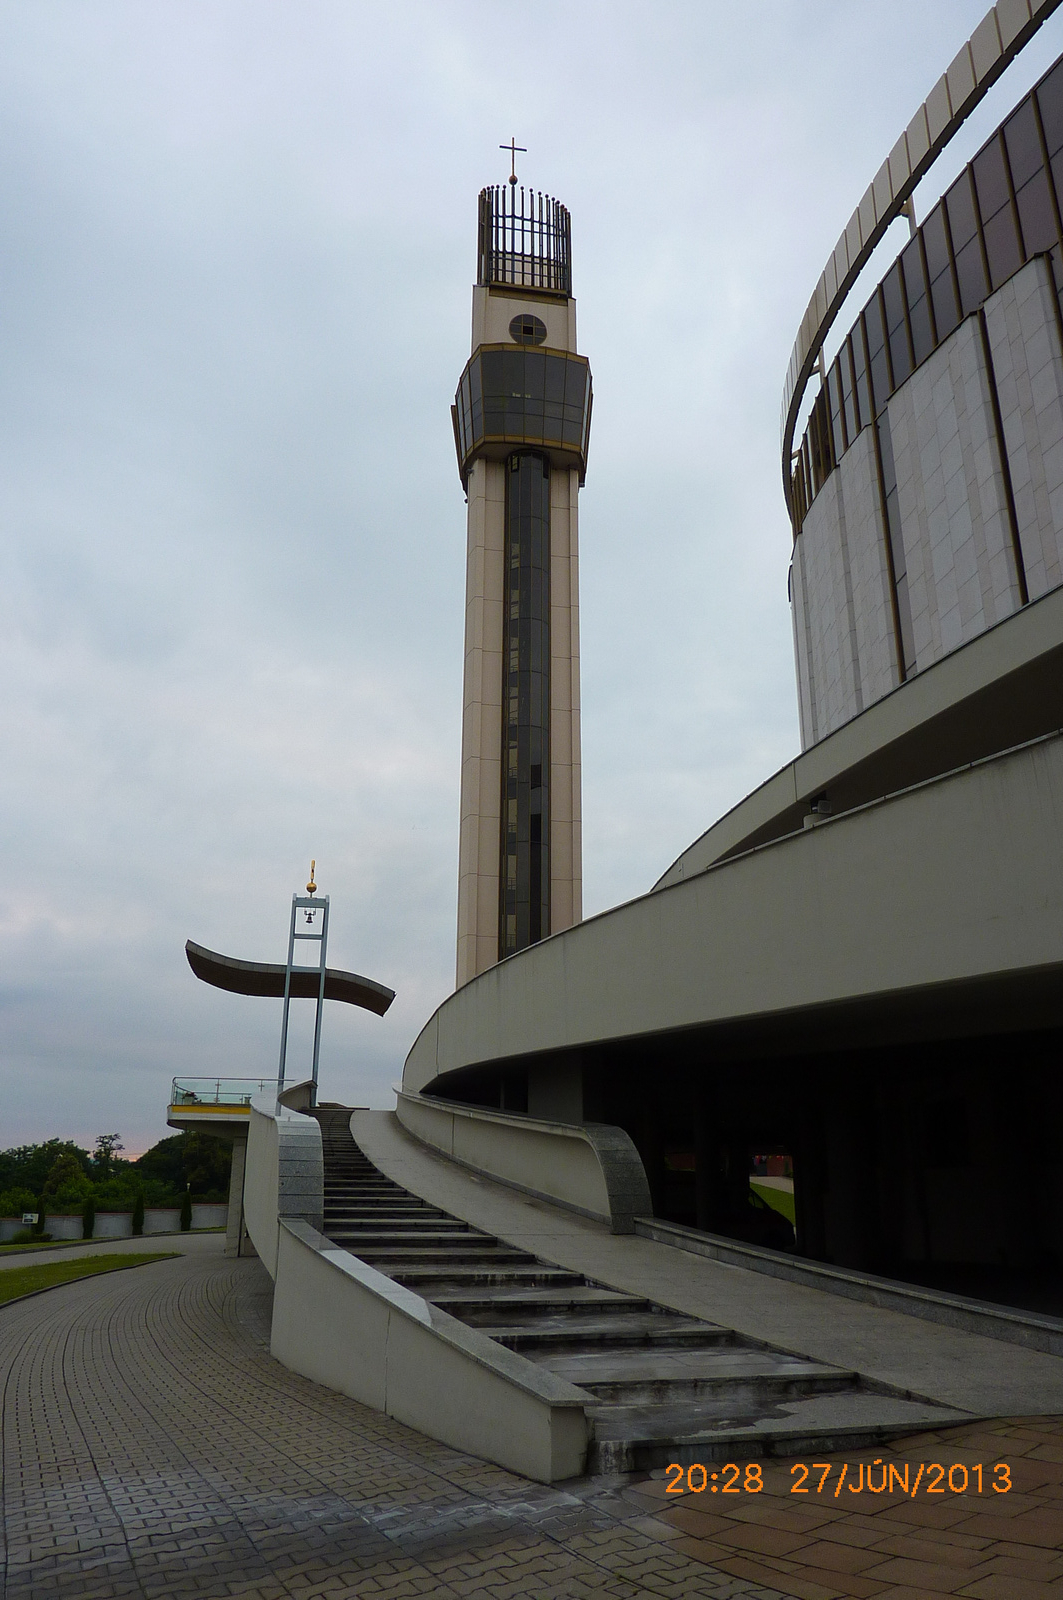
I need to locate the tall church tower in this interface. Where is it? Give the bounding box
[452,178,592,986]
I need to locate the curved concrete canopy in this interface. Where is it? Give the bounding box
[185,940,395,1016]
[403,729,1063,1095]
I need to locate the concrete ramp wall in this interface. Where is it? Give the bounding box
[395,1089,652,1233]
[241,1093,591,1482]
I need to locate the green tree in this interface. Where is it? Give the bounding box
[179,1188,193,1231]
[0,1140,91,1194]
[92,1134,125,1180]
[136,1132,232,1200]
[42,1154,93,1210]
[131,1192,145,1237]
[0,1187,38,1219]
[81,1196,95,1239]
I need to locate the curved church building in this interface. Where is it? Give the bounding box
[408,2,1063,1299]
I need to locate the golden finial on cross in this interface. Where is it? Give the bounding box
[306,859,317,896]
[500,136,527,186]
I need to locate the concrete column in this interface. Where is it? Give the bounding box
[225,1135,248,1258]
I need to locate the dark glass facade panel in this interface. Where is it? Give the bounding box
[863,294,890,414]
[453,347,592,484]
[827,362,846,461]
[946,171,979,249]
[791,45,1063,545]
[885,261,912,387]
[840,339,858,443]
[851,326,870,429]
[954,237,988,315]
[922,204,951,280]
[983,204,1023,288]
[499,453,550,960]
[808,390,833,494]
[1038,61,1063,154]
[1016,169,1058,254]
[1004,100,1043,189]
[973,137,1010,222]
[930,261,960,342]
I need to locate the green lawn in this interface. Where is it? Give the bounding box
[0,1253,177,1304]
[750,1179,796,1226]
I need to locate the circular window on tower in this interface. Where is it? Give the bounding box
[509,313,548,345]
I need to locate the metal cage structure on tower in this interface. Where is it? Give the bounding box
[477,187,572,296]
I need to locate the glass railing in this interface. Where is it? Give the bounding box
[169,1077,276,1108]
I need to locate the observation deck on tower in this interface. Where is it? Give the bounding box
[477,185,572,297]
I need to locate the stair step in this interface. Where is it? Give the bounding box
[384,1264,581,1289]
[490,1315,735,1350]
[337,1247,531,1266]
[429,1287,645,1315]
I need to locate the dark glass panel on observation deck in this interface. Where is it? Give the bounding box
[973,136,1010,222]
[1016,170,1059,254]
[453,347,592,482]
[499,452,550,959]
[1005,100,1043,188]
[1037,61,1063,155]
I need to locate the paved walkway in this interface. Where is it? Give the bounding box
[1,1242,1061,1597]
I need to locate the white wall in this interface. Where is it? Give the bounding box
[792,256,1063,747]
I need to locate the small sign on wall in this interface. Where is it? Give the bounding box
[21,1213,37,1225]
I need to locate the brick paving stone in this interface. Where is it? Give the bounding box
[0,1253,795,1599]
[6,1248,1063,1600]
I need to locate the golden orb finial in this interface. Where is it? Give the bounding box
[306,859,317,896]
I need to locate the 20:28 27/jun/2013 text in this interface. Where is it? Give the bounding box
[665,1460,1012,1496]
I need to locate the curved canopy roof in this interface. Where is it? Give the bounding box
[185,940,395,1016]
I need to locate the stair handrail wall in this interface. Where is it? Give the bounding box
[244,1090,325,1276]
[394,1090,653,1234]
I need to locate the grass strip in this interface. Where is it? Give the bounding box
[749,1179,796,1225]
[0,1253,178,1304]
[0,1228,225,1257]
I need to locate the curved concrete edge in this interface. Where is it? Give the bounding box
[243,1093,324,1277]
[270,1218,590,1483]
[394,1090,652,1235]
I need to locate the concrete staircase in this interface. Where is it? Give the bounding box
[313,1108,966,1473]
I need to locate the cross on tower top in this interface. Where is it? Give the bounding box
[500,136,527,186]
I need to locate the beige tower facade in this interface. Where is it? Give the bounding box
[452,186,592,987]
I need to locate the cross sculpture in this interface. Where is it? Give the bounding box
[186,861,394,1105]
[500,136,527,186]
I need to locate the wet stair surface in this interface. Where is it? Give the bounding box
[311,1108,968,1474]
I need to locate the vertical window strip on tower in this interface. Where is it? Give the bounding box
[499,453,551,960]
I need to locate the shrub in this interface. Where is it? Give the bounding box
[82,1196,95,1240]
[0,1187,39,1219]
[179,1189,192,1232]
[10,1230,50,1244]
[131,1192,144,1237]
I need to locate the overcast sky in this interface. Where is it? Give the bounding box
[2,1,1059,1154]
